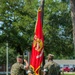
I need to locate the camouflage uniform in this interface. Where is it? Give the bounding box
[43,54,60,75]
[11,62,25,75]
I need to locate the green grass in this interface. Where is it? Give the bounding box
[64,74,75,75]
[61,73,75,75]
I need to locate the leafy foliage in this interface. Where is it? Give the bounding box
[0,0,74,64]
[43,0,73,59]
[0,44,16,64]
[0,0,38,52]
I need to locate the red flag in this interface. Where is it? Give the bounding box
[30,8,44,75]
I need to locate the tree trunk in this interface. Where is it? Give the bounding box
[70,0,75,58]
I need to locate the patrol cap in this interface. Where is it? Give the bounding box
[47,54,54,58]
[17,55,23,59]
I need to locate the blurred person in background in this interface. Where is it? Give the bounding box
[43,54,60,75]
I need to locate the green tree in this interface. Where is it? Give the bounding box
[70,0,75,58]
[0,0,74,60]
[0,0,41,64]
[0,0,39,54]
[0,44,16,64]
[43,0,73,59]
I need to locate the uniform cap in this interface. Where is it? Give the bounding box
[47,54,54,58]
[17,55,23,59]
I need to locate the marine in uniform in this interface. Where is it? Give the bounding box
[43,54,60,75]
[11,55,29,75]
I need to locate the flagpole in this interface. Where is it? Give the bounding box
[39,0,45,75]
[41,0,45,66]
[41,0,45,25]
[6,42,8,75]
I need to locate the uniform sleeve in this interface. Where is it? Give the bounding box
[20,64,25,70]
[44,63,48,69]
[44,63,49,72]
[44,62,55,72]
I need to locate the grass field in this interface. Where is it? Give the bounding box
[61,72,75,75]
[61,74,75,75]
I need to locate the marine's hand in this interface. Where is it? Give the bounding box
[24,59,29,70]
[43,72,46,75]
[24,59,27,62]
[28,73,33,75]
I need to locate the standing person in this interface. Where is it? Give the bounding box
[11,55,32,75]
[43,54,60,75]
